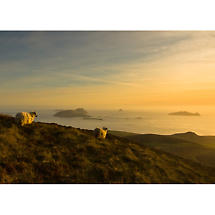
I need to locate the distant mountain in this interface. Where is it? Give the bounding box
[111,130,215,168]
[54,108,89,118]
[0,114,215,183]
[168,111,200,116]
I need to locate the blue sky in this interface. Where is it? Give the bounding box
[1,31,215,108]
[0,32,188,87]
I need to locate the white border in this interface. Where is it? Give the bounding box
[0,0,215,30]
[0,185,214,215]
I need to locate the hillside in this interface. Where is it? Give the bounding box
[0,114,215,183]
[111,131,215,168]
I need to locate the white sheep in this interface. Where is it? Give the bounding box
[15,112,38,126]
[94,127,108,139]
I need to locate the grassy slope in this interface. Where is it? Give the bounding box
[173,132,215,149]
[109,130,139,137]
[112,130,215,168]
[0,114,215,184]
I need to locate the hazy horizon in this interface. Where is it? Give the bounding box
[1,104,215,113]
[2,105,215,136]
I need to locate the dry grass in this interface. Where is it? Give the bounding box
[0,114,215,183]
[122,132,215,168]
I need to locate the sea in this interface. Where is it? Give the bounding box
[1,106,215,135]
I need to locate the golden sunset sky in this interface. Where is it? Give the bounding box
[1,31,215,109]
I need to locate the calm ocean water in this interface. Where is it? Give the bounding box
[2,107,215,135]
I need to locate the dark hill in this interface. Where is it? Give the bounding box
[112,131,215,168]
[0,114,215,183]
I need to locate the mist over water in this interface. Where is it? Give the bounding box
[2,106,215,135]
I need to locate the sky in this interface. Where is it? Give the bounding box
[1,31,215,109]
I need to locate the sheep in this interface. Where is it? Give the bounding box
[15,112,38,126]
[94,127,108,139]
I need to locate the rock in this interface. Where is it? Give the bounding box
[54,108,89,118]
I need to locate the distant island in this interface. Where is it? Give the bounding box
[83,117,103,121]
[54,108,89,118]
[168,111,200,116]
[118,109,123,112]
[135,117,143,120]
[54,108,103,120]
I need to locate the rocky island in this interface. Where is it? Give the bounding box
[54,108,103,120]
[168,111,200,116]
[54,108,89,118]
[83,117,103,121]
